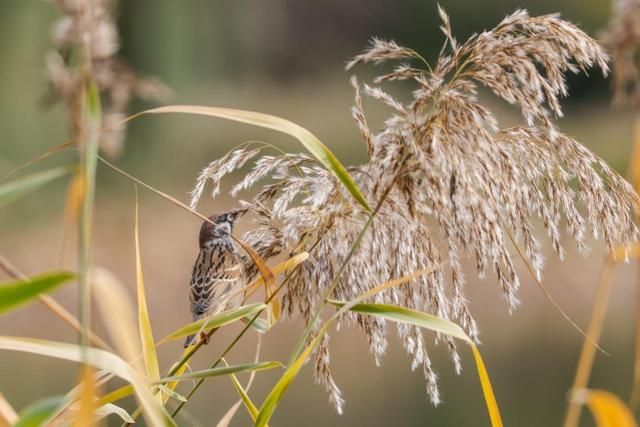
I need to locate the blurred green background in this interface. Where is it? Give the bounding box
[0,1,637,426]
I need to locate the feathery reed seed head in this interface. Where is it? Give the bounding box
[601,0,640,106]
[46,0,171,157]
[192,8,639,412]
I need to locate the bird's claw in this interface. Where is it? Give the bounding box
[199,331,210,345]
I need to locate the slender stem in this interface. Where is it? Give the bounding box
[562,257,617,427]
[105,147,400,420]
[627,116,640,408]
[630,258,640,408]
[508,233,606,354]
[288,212,375,365]
[78,79,101,355]
[289,154,409,365]
[128,242,327,424]
[168,226,334,419]
[169,267,299,418]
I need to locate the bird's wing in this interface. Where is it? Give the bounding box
[217,264,243,282]
[190,250,245,318]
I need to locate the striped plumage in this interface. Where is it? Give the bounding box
[184,211,245,347]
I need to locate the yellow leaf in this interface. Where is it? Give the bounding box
[159,303,266,343]
[230,238,279,326]
[610,244,640,262]
[327,301,504,427]
[629,121,640,193]
[134,191,161,384]
[98,385,134,407]
[0,392,17,426]
[65,172,86,224]
[243,252,309,300]
[97,156,282,329]
[162,349,190,406]
[470,345,503,427]
[72,366,98,427]
[222,359,266,425]
[258,265,503,427]
[256,328,323,427]
[573,389,638,427]
[91,267,141,365]
[0,336,175,426]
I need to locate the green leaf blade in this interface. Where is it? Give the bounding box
[160,302,266,343]
[228,371,260,423]
[14,396,65,427]
[0,337,176,427]
[327,300,469,342]
[256,332,324,427]
[328,300,504,427]
[144,105,372,212]
[156,361,282,383]
[0,272,75,315]
[0,167,70,207]
[134,193,160,381]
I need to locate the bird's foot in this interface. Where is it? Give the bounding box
[199,331,210,345]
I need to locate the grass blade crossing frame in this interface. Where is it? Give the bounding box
[139,105,371,212]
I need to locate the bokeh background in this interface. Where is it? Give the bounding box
[0,1,637,426]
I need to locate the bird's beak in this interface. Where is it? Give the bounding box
[227,208,247,224]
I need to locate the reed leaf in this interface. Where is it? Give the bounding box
[242,315,269,333]
[159,302,266,343]
[0,336,176,426]
[91,267,141,365]
[14,396,65,427]
[256,327,324,427]
[134,191,160,382]
[572,389,638,427]
[71,366,97,427]
[327,301,503,427]
[162,354,190,406]
[243,252,309,301]
[0,167,69,207]
[4,141,74,179]
[0,271,75,315]
[0,392,17,426]
[327,300,468,340]
[217,336,265,427]
[156,386,187,403]
[142,105,371,212]
[232,238,279,327]
[216,400,243,427]
[264,267,444,425]
[156,361,283,383]
[95,403,135,423]
[98,385,134,407]
[223,359,266,426]
[78,79,101,350]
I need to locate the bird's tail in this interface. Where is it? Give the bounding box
[184,334,196,348]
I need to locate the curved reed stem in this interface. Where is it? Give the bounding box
[562,257,617,427]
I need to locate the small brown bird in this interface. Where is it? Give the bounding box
[184,211,245,347]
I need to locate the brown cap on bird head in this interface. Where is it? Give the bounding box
[198,210,243,248]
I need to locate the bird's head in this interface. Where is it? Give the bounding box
[198,210,242,248]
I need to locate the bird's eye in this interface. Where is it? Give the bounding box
[219,214,227,222]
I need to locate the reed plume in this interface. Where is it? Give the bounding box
[601,0,640,107]
[191,7,639,412]
[45,0,170,157]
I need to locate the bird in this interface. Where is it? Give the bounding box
[184,210,246,347]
